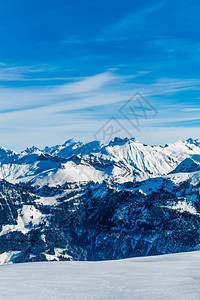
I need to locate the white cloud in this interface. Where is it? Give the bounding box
[55,72,115,95]
[183,108,200,112]
[0,70,199,150]
[0,64,75,81]
[104,1,167,36]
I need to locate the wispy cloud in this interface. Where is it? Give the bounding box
[61,2,168,45]
[0,71,199,113]
[0,71,118,111]
[0,69,199,149]
[0,64,77,81]
[183,107,200,112]
[104,1,168,37]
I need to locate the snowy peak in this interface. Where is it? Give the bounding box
[0,147,18,162]
[0,137,199,187]
[62,138,80,147]
[43,138,83,157]
[108,137,130,146]
[170,157,200,174]
[0,137,200,265]
[23,146,41,155]
[186,138,200,147]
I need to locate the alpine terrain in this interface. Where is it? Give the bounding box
[0,137,200,264]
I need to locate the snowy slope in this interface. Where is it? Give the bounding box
[0,137,200,186]
[0,137,200,265]
[0,175,199,264]
[170,157,200,174]
[0,251,200,300]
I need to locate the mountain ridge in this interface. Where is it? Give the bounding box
[0,137,200,264]
[0,137,200,186]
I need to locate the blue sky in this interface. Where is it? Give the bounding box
[0,0,199,150]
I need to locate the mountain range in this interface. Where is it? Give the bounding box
[0,137,200,264]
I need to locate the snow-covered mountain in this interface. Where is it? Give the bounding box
[1,137,200,186]
[0,137,200,264]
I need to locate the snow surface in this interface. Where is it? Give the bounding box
[0,205,45,237]
[1,137,200,186]
[0,251,200,299]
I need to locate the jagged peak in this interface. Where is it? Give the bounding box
[186,138,200,146]
[0,146,18,159]
[84,140,103,149]
[169,156,200,174]
[23,146,41,154]
[62,138,81,147]
[108,137,139,147]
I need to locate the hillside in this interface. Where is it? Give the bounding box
[0,138,200,264]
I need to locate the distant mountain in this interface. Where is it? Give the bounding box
[1,137,200,186]
[186,138,200,147]
[0,137,200,264]
[170,157,200,174]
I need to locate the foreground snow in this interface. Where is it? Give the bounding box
[0,251,200,299]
